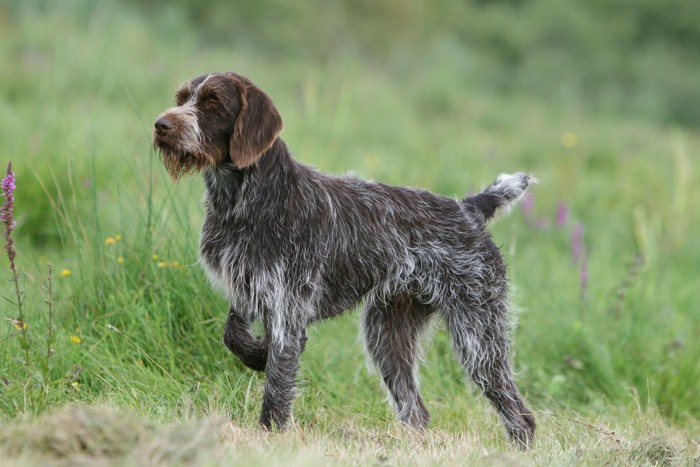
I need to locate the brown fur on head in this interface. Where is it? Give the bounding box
[153,72,283,179]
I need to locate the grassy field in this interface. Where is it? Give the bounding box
[1,1,699,465]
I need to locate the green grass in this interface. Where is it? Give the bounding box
[0,1,699,464]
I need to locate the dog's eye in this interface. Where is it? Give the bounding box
[200,95,219,109]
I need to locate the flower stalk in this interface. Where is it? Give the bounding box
[2,161,30,364]
[45,262,55,362]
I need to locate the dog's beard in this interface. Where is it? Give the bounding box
[156,145,210,180]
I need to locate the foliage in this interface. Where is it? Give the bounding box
[119,0,700,126]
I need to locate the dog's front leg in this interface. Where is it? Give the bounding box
[223,306,268,372]
[259,324,305,430]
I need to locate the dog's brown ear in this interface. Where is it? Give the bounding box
[230,79,283,168]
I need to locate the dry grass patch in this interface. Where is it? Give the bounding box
[0,405,696,466]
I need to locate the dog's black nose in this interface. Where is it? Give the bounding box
[155,117,173,133]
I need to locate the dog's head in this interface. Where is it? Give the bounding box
[153,72,283,179]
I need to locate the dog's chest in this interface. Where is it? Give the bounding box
[199,210,248,295]
[198,207,288,302]
[199,217,231,297]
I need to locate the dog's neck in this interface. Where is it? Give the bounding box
[203,138,296,213]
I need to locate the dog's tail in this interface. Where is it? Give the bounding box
[463,172,533,222]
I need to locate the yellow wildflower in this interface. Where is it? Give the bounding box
[561,131,578,149]
[115,234,123,241]
[70,335,81,344]
[8,318,27,330]
[60,269,72,277]
[105,237,116,245]
[117,256,125,264]
[364,153,379,170]
[152,254,159,260]
[157,261,169,268]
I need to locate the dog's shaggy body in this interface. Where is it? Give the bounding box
[153,72,535,447]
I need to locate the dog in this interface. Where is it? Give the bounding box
[153,72,536,447]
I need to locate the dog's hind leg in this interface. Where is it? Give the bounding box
[223,306,268,372]
[362,294,434,429]
[442,290,536,448]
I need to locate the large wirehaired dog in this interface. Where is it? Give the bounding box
[153,72,536,447]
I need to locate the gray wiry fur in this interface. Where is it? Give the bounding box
[153,72,536,448]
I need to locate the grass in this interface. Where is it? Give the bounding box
[0,405,695,466]
[1,1,699,465]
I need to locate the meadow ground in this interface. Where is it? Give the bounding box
[0,1,698,465]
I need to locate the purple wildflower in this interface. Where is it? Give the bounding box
[1,162,17,269]
[571,222,585,265]
[521,192,535,218]
[521,192,549,229]
[555,202,569,227]
[2,161,29,364]
[579,254,589,301]
[570,221,589,301]
[1,162,15,203]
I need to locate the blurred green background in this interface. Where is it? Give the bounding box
[0,0,698,437]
